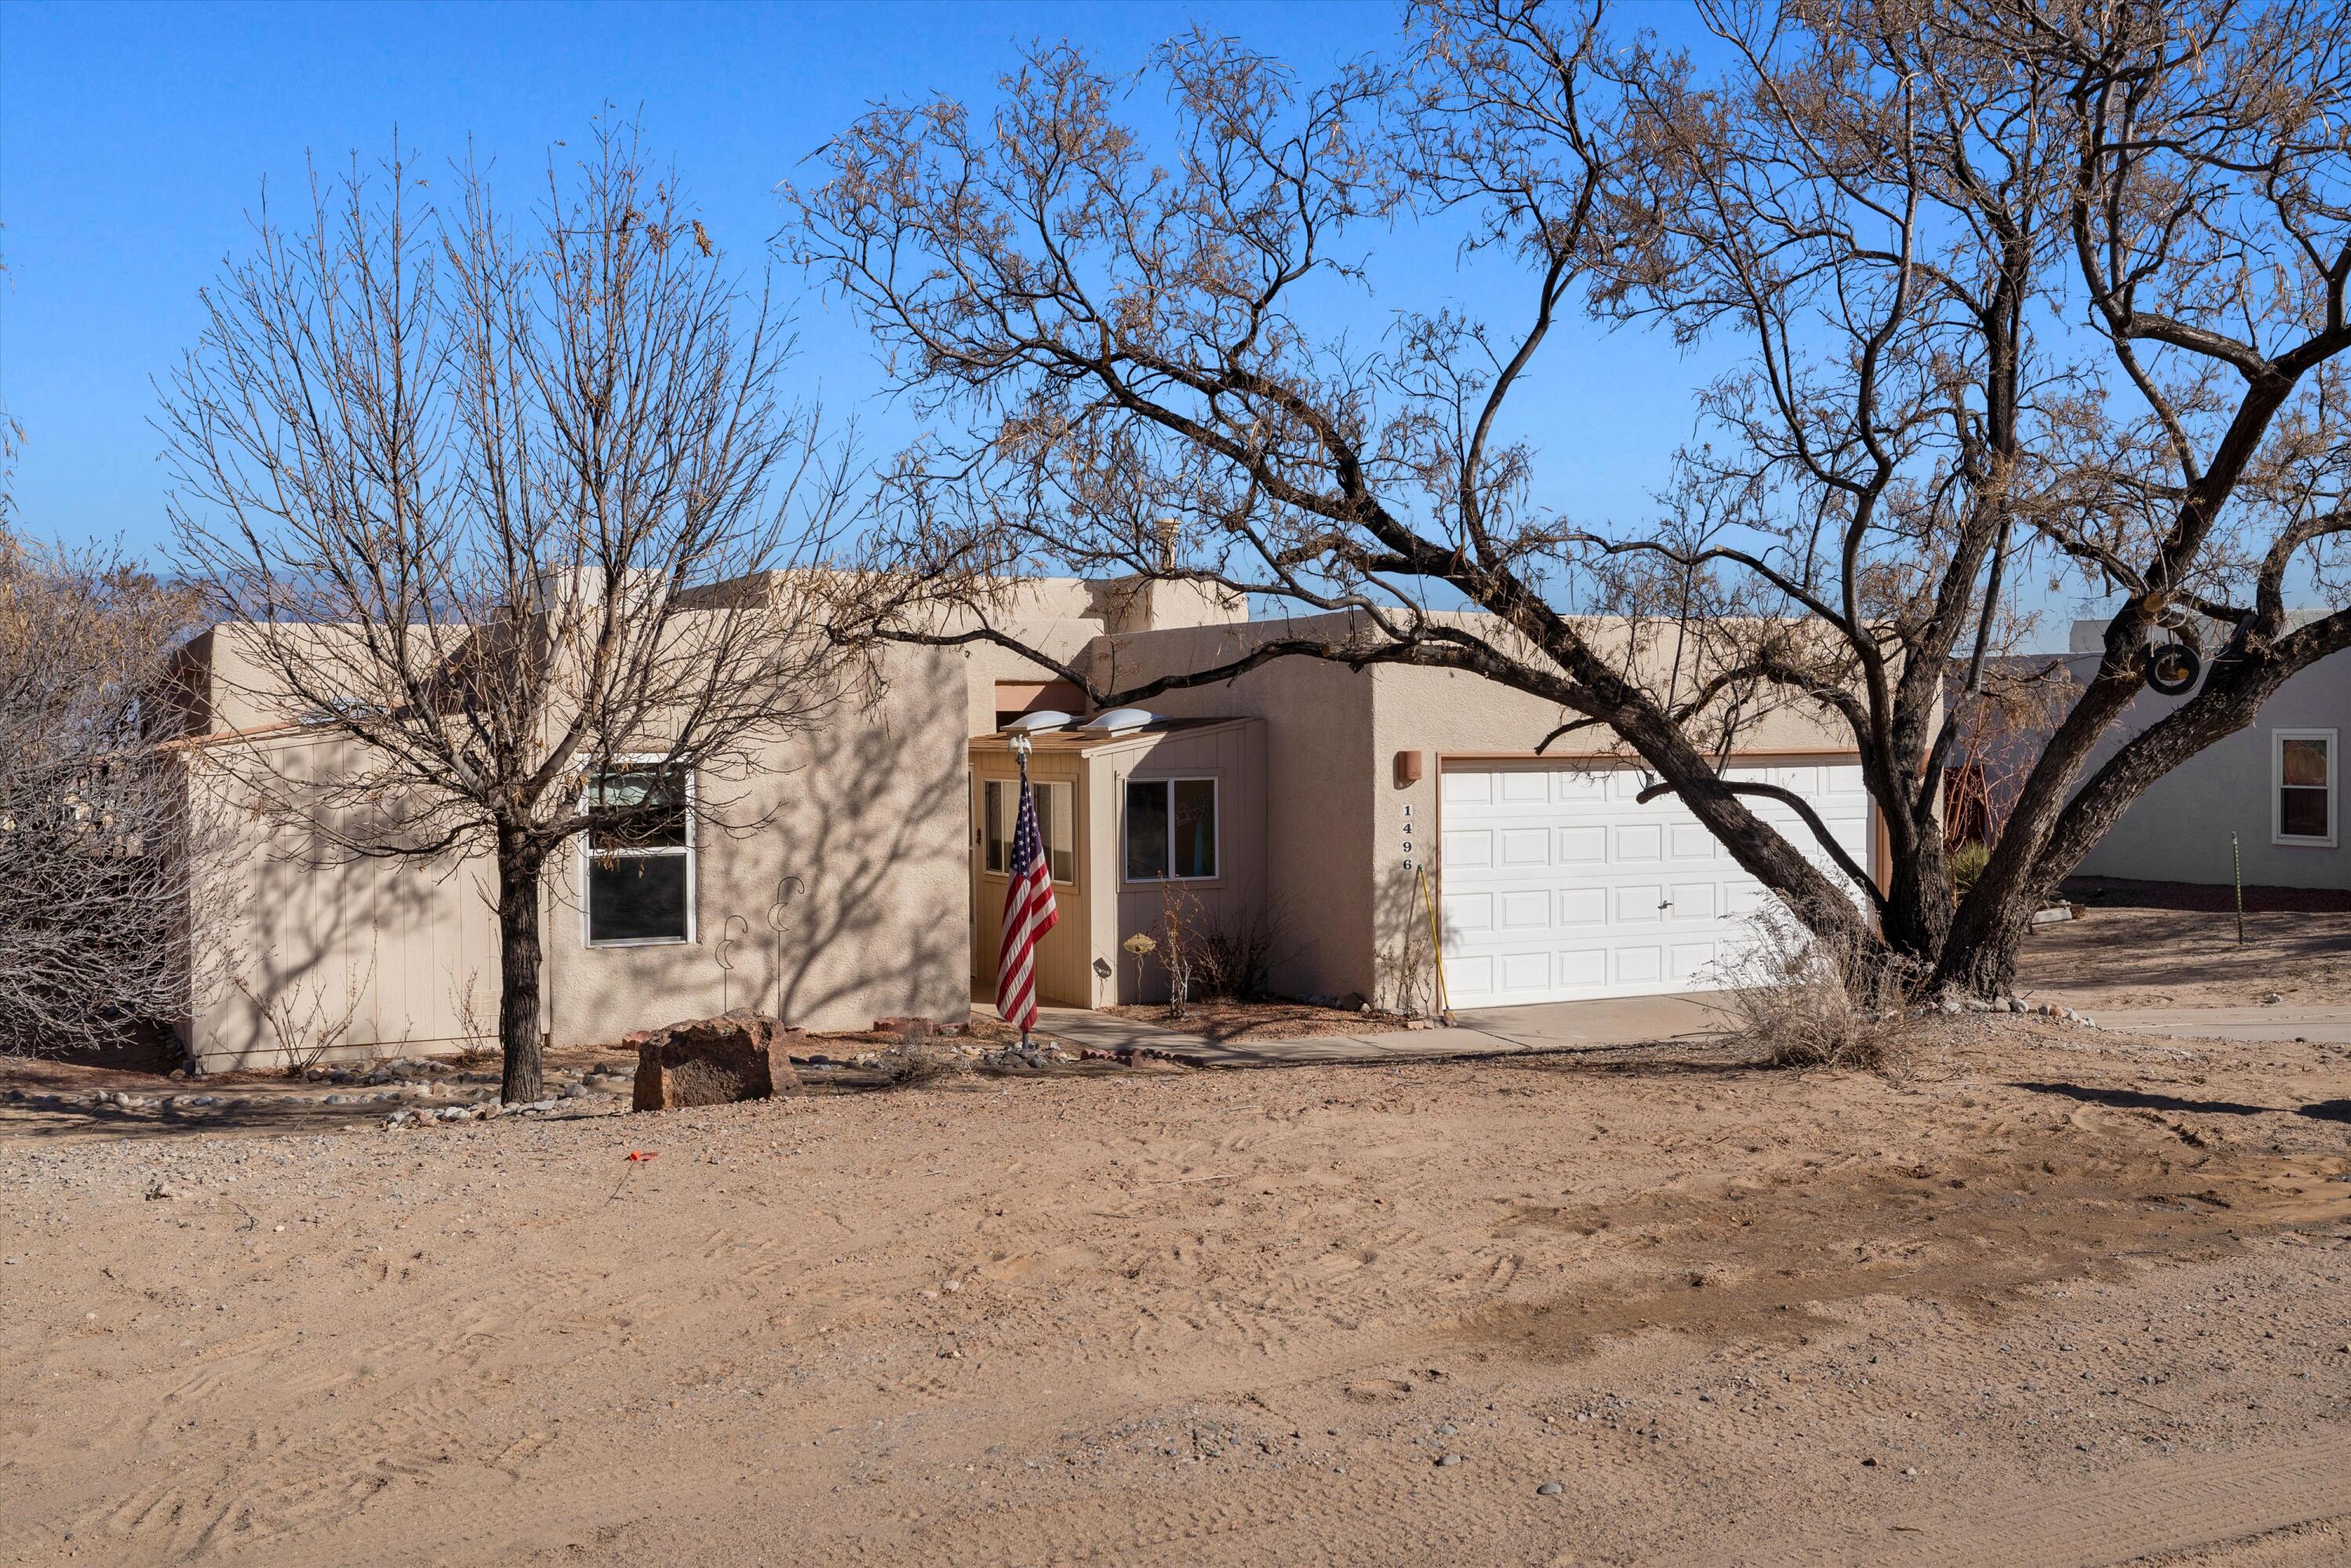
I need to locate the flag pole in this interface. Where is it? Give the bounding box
[1011,731,1034,1051]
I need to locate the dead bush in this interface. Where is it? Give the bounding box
[874,1039,969,1089]
[1720,916,1922,1072]
[1155,885,1290,1018]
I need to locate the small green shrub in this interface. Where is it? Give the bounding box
[1949,840,1991,898]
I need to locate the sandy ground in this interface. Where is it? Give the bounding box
[2020,907,2351,1009]
[5,1010,2351,1566]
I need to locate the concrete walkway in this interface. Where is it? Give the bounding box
[1013,990,1735,1067]
[1005,991,2351,1067]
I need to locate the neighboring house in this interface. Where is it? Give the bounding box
[2068,617,2345,890]
[172,581,1874,1070]
[1945,617,2347,893]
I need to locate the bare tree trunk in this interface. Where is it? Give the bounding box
[1877,849,1951,973]
[494,831,547,1105]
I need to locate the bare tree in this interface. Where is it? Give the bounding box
[166,123,859,1101]
[1603,0,2351,994]
[0,526,218,1057]
[787,1,2351,997]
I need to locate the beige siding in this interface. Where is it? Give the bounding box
[1101,722,1270,1005]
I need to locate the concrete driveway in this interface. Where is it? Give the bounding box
[2062,1005,2351,1047]
[1023,990,1733,1067]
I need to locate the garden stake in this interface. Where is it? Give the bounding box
[1418,867,1453,1025]
[2233,832,2244,946]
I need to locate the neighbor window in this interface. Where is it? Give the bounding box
[2275,730,2336,847]
[1125,777,1217,882]
[583,764,694,944]
[982,777,1074,882]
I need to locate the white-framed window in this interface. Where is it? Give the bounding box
[581,761,696,945]
[2274,728,2337,848]
[1124,776,1218,882]
[981,777,1075,883]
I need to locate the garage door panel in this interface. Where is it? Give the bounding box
[1444,827,1493,867]
[1614,946,1663,983]
[1557,888,1606,925]
[1498,949,1549,988]
[1558,827,1607,864]
[1440,760,1871,1009]
[1498,889,1549,930]
[1448,952,1494,995]
[1669,941,1719,981]
[1443,891,1493,933]
[1614,883,1666,922]
[1669,824,1716,859]
[1444,770,1493,805]
[1669,881,1719,920]
[1614,823,1665,861]
[1498,827,1551,866]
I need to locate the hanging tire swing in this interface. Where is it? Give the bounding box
[2144,639,2201,694]
[2142,599,2201,695]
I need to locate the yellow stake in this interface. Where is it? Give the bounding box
[1418,866,1452,1024]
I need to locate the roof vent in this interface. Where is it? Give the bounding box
[1088,707,1158,736]
[1004,709,1074,733]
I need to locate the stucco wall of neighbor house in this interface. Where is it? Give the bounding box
[542,643,972,1045]
[2074,647,2351,889]
[1079,617,1380,1002]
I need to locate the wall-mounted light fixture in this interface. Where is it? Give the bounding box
[1393,749,1424,788]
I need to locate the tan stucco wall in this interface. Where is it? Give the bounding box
[1078,610,1862,1005]
[185,730,504,1071]
[1097,721,1268,1006]
[1078,618,1379,1001]
[183,636,971,1067]
[541,645,971,1044]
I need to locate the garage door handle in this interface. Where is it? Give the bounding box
[1657,900,1672,910]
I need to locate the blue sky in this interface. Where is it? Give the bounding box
[2,1,1739,574]
[11,0,2164,655]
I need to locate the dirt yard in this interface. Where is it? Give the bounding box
[2021,905,2351,1009]
[5,1011,2351,1566]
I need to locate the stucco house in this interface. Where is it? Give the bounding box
[172,580,1878,1070]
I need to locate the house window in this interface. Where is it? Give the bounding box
[583,764,694,944]
[1125,777,1217,882]
[2275,730,2336,847]
[982,777,1074,882]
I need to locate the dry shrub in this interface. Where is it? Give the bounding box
[1722,916,1922,1072]
[874,1039,969,1089]
[1155,885,1289,1018]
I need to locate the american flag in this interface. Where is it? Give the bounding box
[994,762,1060,1034]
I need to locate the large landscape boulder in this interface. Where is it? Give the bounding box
[629,1011,803,1112]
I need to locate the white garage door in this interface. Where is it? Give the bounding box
[1438,761,1872,1009]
